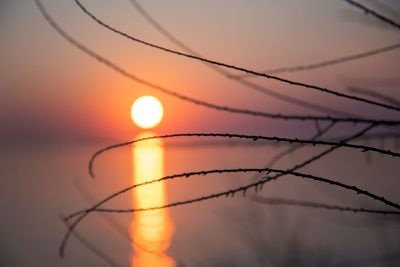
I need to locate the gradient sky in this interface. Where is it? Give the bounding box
[1,2,400,266]
[1,0,399,140]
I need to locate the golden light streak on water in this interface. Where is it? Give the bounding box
[130,132,175,267]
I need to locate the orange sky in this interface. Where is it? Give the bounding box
[1,0,399,140]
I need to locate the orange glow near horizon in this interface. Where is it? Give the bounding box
[130,132,175,267]
[131,96,164,129]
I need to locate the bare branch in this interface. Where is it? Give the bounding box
[73,0,400,112]
[59,123,378,257]
[71,167,400,217]
[344,0,400,29]
[249,195,400,216]
[128,0,353,116]
[88,132,400,178]
[236,41,400,77]
[348,86,400,107]
[35,0,393,125]
[59,216,123,267]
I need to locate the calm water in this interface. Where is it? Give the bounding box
[1,136,399,267]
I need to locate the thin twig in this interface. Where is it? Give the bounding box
[258,122,336,174]
[88,132,400,177]
[74,0,400,112]
[348,86,400,107]
[34,0,392,125]
[128,0,353,116]
[59,123,377,257]
[59,216,124,267]
[236,41,400,77]
[74,180,130,241]
[67,163,400,219]
[250,195,400,216]
[74,180,163,255]
[131,131,400,149]
[344,0,400,30]
[79,167,400,214]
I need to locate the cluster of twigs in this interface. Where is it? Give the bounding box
[73,0,400,112]
[34,0,400,127]
[34,0,400,265]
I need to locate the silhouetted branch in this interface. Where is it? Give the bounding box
[370,1,400,20]
[242,122,335,203]
[59,216,123,267]
[74,180,130,241]
[35,0,391,125]
[259,122,336,173]
[348,86,400,107]
[143,131,400,149]
[250,195,400,215]
[333,131,400,143]
[235,41,400,77]
[74,0,400,112]
[59,123,377,257]
[61,124,377,252]
[74,180,165,255]
[88,132,400,178]
[67,162,400,223]
[72,166,400,217]
[247,123,378,202]
[128,0,352,116]
[239,121,336,198]
[234,78,354,116]
[38,0,400,262]
[344,0,400,29]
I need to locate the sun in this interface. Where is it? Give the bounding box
[131,96,164,129]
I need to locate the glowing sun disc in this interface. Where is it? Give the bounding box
[131,96,164,129]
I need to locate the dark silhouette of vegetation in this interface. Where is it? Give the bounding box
[74,0,400,112]
[61,122,399,258]
[250,195,400,216]
[32,0,400,265]
[128,0,354,116]
[344,0,400,29]
[36,0,392,126]
[235,41,400,77]
[60,216,124,267]
[87,133,400,178]
[348,86,400,107]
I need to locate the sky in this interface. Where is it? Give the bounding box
[0,2,400,266]
[0,0,399,140]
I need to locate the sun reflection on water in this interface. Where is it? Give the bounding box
[130,132,175,267]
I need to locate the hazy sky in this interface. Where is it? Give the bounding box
[1,0,399,139]
[1,2,399,266]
